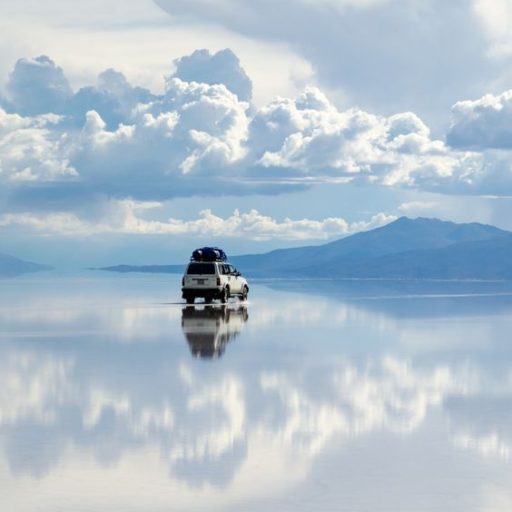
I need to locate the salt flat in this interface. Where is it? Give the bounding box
[1,273,512,511]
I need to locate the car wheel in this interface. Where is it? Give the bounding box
[221,287,230,303]
[205,297,212,304]
[185,296,195,305]
[241,286,248,301]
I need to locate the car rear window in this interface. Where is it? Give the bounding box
[187,263,216,275]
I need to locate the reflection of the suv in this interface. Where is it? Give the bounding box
[181,305,249,359]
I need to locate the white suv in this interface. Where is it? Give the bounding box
[182,261,249,304]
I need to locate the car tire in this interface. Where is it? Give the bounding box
[185,296,195,305]
[205,297,212,304]
[241,286,249,301]
[221,286,230,304]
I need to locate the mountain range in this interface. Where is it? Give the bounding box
[101,217,512,280]
[0,253,53,277]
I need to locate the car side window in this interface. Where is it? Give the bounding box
[222,265,229,275]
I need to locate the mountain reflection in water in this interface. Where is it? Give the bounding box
[181,305,248,359]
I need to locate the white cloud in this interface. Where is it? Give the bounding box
[248,91,485,192]
[473,0,512,58]
[0,201,396,240]
[0,0,311,106]
[4,56,72,116]
[0,211,88,234]
[154,0,505,129]
[64,77,250,199]
[5,50,512,218]
[395,194,504,228]
[447,89,512,150]
[171,48,253,102]
[2,55,155,129]
[66,68,155,129]
[398,201,437,213]
[0,107,76,182]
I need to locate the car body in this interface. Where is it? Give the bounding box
[181,261,249,304]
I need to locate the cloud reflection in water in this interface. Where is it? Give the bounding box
[1,276,512,510]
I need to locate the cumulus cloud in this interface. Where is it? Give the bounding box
[154,0,502,128]
[247,89,485,192]
[4,49,512,223]
[66,68,155,129]
[447,90,512,150]
[70,78,250,198]
[0,107,76,182]
[0,201,396,240]
[5,56,72,116]
[171,48,253,102]
[2,55,154,130]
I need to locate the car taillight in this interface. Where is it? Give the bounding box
[217,277,221,286]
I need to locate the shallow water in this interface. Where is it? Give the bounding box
[2,273,512,511]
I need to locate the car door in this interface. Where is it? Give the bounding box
[228,264,241,293]
[221,264,234,291]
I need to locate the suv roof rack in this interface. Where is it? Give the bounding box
[191,247,228,262]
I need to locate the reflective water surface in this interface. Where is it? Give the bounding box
[2,273,512,511]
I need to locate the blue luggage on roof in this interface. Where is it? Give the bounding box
[191,247,227,262]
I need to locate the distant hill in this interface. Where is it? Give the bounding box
[345,234,512,280]
[0,252,53,277]
[100,264,184,274]
[230,217,509,277]
[100,217,512,280]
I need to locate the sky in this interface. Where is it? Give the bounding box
[3,0,512,266]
